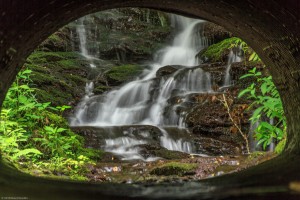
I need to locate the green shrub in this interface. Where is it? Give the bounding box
[0,68,100,180]
[239,67,286,152]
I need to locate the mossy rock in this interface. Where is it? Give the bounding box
[152,149,190,160]
[93,85,112,94]
[150,162,198,176]
[25,51,89,106]
[199,37,245,63]
[105,64,144,85]
[39,27,73,52]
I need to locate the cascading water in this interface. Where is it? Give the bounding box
[72,16,209,127]
[76,18,97,68]
[159,128,193,153]
[224,48,242,86]
[71,15,213,160]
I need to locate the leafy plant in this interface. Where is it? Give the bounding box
[239,67,286,151]
[0,109,42,161]
[0,67,99,180]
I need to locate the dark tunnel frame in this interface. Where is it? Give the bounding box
[0,0,300,199]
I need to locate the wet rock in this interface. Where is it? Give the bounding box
[71,125,164,149]
[185,94,230,128]
[150,162,198,176]
[40,27,73,52]
[230,61,265,86]
[194,137,241,155]
[71,8,171,63]
[138,144,190,160]
[104,64,144,86]
[156,65,182,77]
[202,22,232,43]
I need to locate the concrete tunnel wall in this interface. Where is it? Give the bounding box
[0,0,300,199]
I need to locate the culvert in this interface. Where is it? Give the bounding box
[0,0,300,199]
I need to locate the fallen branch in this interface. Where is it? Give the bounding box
[220,93,250,154]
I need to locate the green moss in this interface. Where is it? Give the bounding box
[57,59,86,70]
[64,74,87,86]
[31,71,55,84]
[26,63,50,74]
[34,88,72,106]
[25,50,89,106]
[200,37,241,62]
[152,149,188,160]
[275,138,286,154]
[94,85,112,94]
[48,34,63,44]
[27,51,82,64]
[150,162,198,176]
[106,64,143,82]
[246,151,265,161]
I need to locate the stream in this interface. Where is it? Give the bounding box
[70,14,241,161]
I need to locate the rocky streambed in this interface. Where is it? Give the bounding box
[85,152,275,183]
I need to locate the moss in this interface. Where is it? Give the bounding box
[27,51,82,64]
[106,64,143,83]
[34,88,72,106]
[25,50,89,106]
[94,85,112,94]
[31,71,55,85]
[150,162,198,176]
[152,149,188,160]
[247,151,265,160]
[64,74,87,86]
[26,63,50,74]
[57,59,86,70]
[47,34,63,44]
[200,37,241,62]
[275,138,286,154]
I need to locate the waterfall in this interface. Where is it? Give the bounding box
[159,128,193,153]
[104,137,159,161]
[76,17,96,68]
[224,47,242,86]
[71,14,212,160]
[71,15,209,127]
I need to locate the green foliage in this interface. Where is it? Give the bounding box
[200,37,240,62]
[106,64,143,82]
[200,37,260,62]
[0,109,42,161]
[0,68,99,180]
[26,51,89,107]
[239,67,286,152]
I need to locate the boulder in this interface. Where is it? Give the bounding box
[156,65,182,77]
[202,22,233,43]
[194,137,241,155]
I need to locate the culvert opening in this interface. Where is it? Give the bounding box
[1,8,283,184]
[0,0,298,199]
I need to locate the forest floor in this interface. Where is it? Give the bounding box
[85,152,276,184]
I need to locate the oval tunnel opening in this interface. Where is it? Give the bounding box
[0,1,298,198]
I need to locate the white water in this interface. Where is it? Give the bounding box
[76,18,97,68]
[224,48,242,86]
[72,15,210,127]
[105,137,159,161]
[159,128,193,153]
[71,15,214,160]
